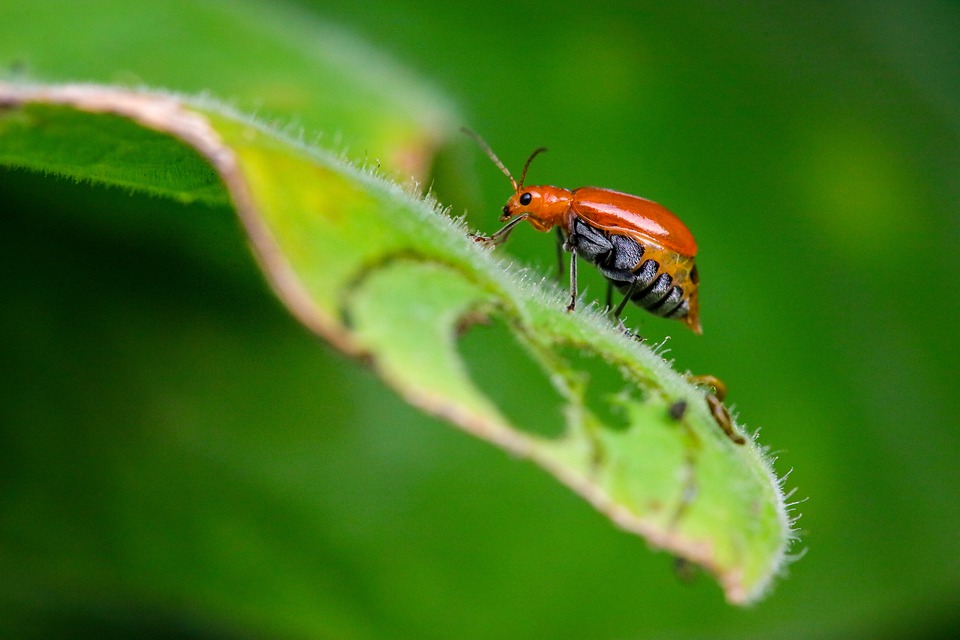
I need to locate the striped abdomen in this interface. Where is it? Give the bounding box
[569,218,701,332]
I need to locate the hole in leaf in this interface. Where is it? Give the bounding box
[557,345,641,432]
[457,316,566,438]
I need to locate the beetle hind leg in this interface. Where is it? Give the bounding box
[613,278,640,318]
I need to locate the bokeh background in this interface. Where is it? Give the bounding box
[2,1,959,638]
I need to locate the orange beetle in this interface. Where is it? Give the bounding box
[465,129,702,334]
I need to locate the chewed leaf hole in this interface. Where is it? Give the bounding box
[557,345,642,433]
[0,82,796,604]
[458,316,566,438]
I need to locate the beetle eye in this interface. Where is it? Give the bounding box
[519,192,532,206]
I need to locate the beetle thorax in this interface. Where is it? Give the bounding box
[502,185,573,232]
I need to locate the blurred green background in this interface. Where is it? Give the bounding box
[2,1,959,638]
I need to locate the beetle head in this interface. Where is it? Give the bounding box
[501,186,572,231]
[462,128,570,232]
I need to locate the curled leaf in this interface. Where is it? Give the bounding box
[0,82,798,603]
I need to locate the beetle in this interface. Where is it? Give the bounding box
[464,128,702,334]
[465,130,745,445]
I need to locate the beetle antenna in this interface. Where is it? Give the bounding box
[461,127,518,191]
[518,147,547,190]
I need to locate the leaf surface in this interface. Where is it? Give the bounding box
[0,81,796,603]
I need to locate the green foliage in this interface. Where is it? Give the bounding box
[3,0,959,638]
[1,80,792,610]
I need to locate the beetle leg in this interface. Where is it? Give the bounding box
[555,228,565,280]
[605,281,613,312]
[613,278,640,318]
[471,213,528,247]
[567,245,578,311]
[614,315,643,341]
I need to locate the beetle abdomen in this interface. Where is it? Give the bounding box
[569,219,699,328]
[623,272,688,320]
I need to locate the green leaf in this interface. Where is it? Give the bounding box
[0,80,797,604]
[0,0,455,178]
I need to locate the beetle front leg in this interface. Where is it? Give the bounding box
[471,213,529,248]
